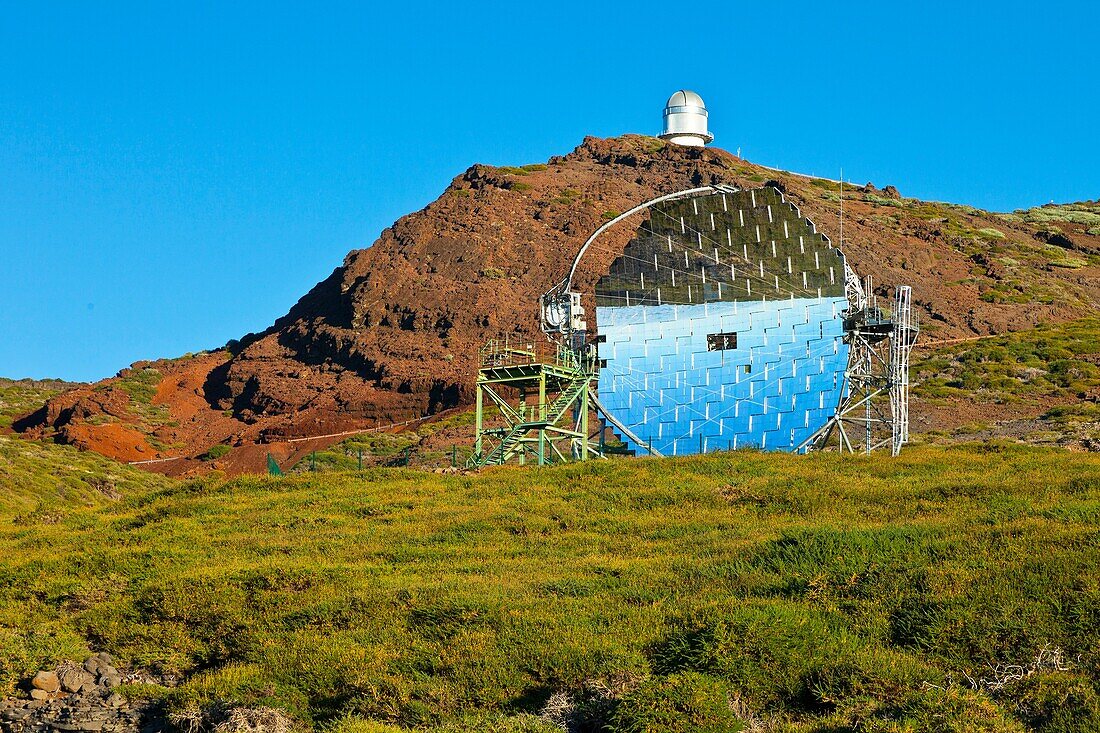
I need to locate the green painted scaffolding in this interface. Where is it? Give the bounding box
[468,338,602,468]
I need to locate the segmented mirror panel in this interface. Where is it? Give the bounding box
[593,187,849,454]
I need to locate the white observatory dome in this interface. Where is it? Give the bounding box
[658,89,713,147]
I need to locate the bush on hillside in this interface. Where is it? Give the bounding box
[605,672,742,733]
[201,444,232,461]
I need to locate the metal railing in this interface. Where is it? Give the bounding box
[478,336,597,374]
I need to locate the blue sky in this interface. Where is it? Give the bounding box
[2,1,1097,381]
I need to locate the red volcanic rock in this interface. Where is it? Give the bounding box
[16,135,1100,473]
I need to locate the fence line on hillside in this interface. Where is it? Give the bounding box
[127,335,999,467]
[915,334,997,349]
[127,408,461,465]
[128,455,188,466]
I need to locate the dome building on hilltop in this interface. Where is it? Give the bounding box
[658,89,713,147]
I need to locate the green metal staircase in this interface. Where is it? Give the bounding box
[476,375,591,465]
[468,339,601,469]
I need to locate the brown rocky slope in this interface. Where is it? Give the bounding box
[15,135,1100,474]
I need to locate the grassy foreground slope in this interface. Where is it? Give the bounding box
[0,436,172,517]
[1,445,1099,732]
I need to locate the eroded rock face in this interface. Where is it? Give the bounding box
[16,135,1100,473]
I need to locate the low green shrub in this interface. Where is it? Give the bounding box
[116,367,162,405]
[326,716,406,733]
[165,663,311,721]
[0,378,74,429]
[1042,403,1100,423]
[912,317,1100,401]
[201,444,232,461]
[1016,203,1100,227]
[606,672,742,733]
[885,687,1027,732]
[0,436,171,516]
[650,604,935,714]
[864,194,904,207]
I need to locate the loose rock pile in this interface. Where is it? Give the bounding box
[0,654,161,733]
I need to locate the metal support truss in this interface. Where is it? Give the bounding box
[890,286,917,449]
[843,262,867,312]
[797,282,918,456]
[468,338,603,468]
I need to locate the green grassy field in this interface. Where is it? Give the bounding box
[2,444,1099,732]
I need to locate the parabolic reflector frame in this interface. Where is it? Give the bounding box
[540,183,915,458]
[590,185,848,454]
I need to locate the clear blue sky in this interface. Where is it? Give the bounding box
[2,1,1097,381]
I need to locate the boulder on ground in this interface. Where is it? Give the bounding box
[57,661,95,693]
[31,671,59,693]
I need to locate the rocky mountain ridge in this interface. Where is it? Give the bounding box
[14,135,1100,474]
